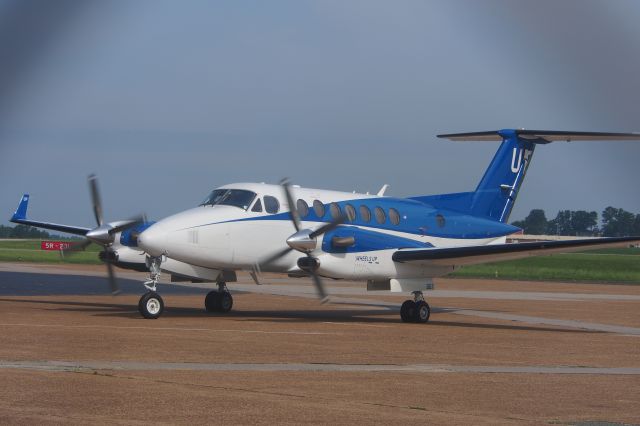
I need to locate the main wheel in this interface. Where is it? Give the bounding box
[414,301,431,323]
[205,290,220,312]
[400,300,416,323]
[219,291,233,313]
[139,291,164,319]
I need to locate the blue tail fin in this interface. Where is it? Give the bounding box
[412,129,537,223]
[11,194,30,221]
[412,128,640,222]
[470,129,537,222]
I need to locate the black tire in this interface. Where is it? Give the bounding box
[400,300,416,323]
[205,291,221,312]
[138,291,164,319]
[414,301,431,323]
[219,292,233,313]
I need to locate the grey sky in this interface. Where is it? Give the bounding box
[1,0,639,228]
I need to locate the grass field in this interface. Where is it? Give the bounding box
[1,240,639,284]
[451,251,640,283]
[0,240,102,264]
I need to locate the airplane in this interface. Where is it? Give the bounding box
[10,129,640,323]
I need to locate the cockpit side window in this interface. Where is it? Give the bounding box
[264,196,280,214]
[199,189,257,210]
[251,198,263,212]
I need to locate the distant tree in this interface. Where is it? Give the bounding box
[546,210,598,236]
[0,225,11,238]
[9,225,51,239]
[0,224,74,240]
[548,210,573,235]
[571,210,598,236]
[634,214,640,236]
[512,209,548,234]
[601,207,636,237]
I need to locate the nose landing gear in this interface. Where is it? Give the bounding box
[138,256,165,319]
[400,291,431,323]
[138,291,164,319]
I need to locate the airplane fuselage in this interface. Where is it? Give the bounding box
[137,182,516,281]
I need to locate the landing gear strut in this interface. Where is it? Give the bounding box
[400,291,431,323]
[138,256,165,319]
[205,282,234,313]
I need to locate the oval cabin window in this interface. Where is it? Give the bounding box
[374,207,386,224]
[296,199,309,218]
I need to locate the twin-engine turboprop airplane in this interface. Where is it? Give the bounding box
[11,129,640,322]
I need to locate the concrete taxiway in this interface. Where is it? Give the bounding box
[0,262,639,425]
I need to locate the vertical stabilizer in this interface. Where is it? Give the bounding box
[412,129,640,223]
[470,129,536,222]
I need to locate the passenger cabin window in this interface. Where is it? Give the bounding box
[297,199,309,218]
[436,214,446,228]
[251,198,263,212]
[313,200,325,217]
[345,204,356,222]
[389,208,400,225]
[374,207,386,224]
[330,203,342,220]
[200,189,256,210]
[264,196,280,214]
[359,205,371,223]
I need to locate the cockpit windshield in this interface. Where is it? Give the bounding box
[200,189,257,210]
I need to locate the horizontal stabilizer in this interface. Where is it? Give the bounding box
[438,129,640,143]
[393,236,640,267]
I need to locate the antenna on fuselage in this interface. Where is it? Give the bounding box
[377,184,389,196]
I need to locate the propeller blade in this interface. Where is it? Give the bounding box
[280,178,300,232]
[256,246,294,270]
[88,174,104,226]
[309,215,346,239]
[105,259,120,295]
[306,254,328,303]
[109,214,145,234]
[61,239,92,256]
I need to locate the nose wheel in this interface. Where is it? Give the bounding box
[138,291,164,319]
[400,291,431,323]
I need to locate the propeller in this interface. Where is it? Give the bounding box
[63,174,144,295]
[256,178,344,303]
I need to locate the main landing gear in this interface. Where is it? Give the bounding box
[205,282,234,313]
[400,291,431,323]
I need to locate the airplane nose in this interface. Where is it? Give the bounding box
[137,224,167,257]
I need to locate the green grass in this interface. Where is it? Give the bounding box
[451,250,640,283]
[1,240,639,284]
[0,239,102,265]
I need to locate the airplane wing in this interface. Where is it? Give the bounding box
[392,236,640,267]
[9,194,91,237]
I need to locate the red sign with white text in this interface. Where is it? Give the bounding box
[40,241,78,251]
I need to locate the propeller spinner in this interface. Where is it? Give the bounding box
[64,174,144,294]
[256,179,344,303]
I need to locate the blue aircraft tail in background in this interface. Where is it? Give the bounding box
[412,129,640,223]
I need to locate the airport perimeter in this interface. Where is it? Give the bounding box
[0,262,639,425]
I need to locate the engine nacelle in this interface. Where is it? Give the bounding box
[104,245,148,272]
[297,256,319,273]
[120,221,156,247]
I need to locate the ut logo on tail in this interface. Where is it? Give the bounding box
[511,148,523,173]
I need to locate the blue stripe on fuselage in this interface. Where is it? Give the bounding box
[186,196,519,240]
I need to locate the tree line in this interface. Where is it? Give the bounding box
[512,207,640,237]
[0,225,64,239]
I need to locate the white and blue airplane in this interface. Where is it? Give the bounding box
[11,129,640,322]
